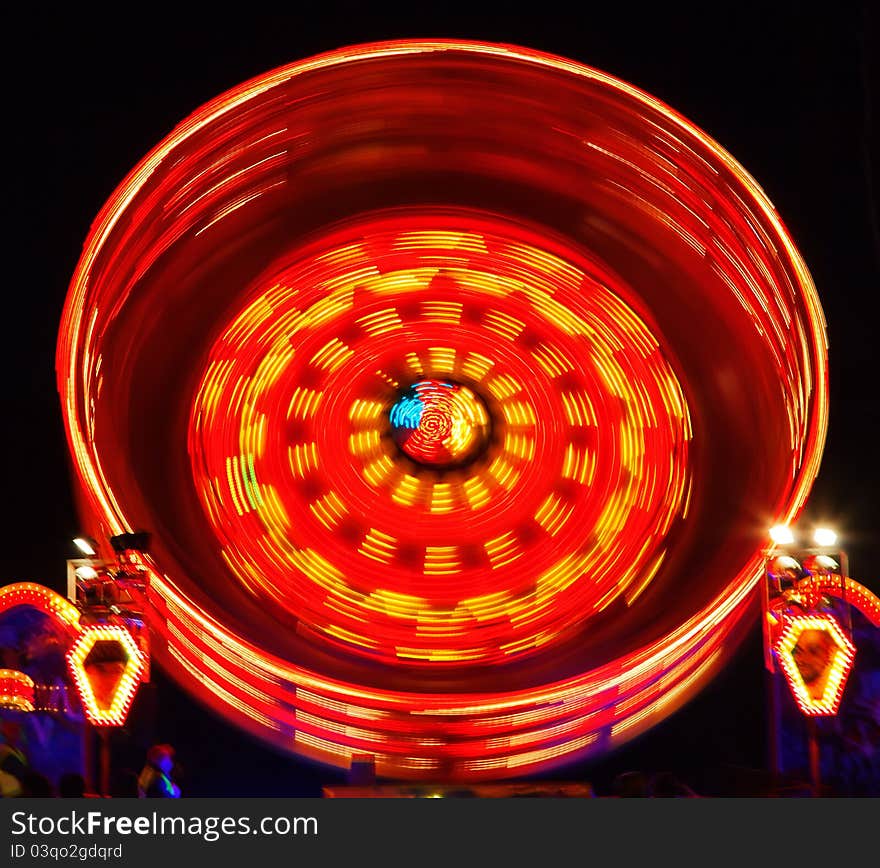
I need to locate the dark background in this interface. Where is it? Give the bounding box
[5,3,878,796]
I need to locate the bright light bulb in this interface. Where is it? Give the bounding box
[813,527,837,547]
[73,537,97,556]
[769,525,794,545]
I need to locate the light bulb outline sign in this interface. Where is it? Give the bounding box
[66,625,146,726]
[773,613,855,716]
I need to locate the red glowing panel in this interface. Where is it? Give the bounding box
[56,41,828,778]
[66,626,145,726]
[0,670,35,713]
[774,614,855,716]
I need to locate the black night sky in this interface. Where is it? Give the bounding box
[5,4,878,796]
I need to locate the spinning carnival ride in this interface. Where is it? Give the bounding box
[55,41,828,780]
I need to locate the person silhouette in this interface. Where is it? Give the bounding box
[137,744,181,798]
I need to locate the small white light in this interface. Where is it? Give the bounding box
[813,527,837,547]
[74,566,99,580]
[767,555,803,583]
[803,554,839,575]
[73,537,97,556]
[769,525,795,545]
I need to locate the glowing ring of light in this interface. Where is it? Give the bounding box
[57,41,828,779]
[188,211,692,665]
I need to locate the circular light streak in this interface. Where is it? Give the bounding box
[390,379,490,468]
[57,41,828,779]
[187,212,692,665]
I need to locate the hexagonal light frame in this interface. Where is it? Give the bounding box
[66,624,145,726]
[774,613,855,716]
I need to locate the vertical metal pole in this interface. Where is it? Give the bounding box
[807,718,821,797]
[82,719,94,788]
[99,728,111,798]
[838,550,852,637]
[766,667,781,794]
[761,556,781,794]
